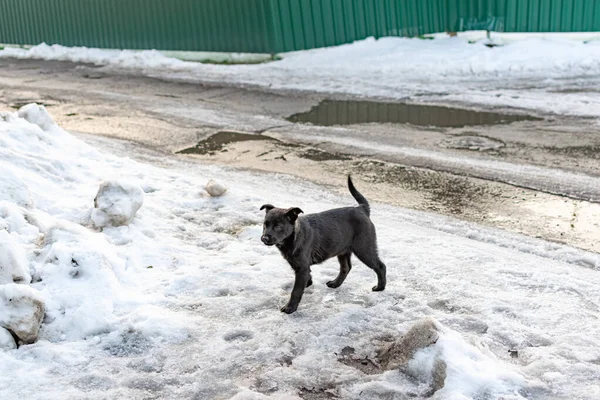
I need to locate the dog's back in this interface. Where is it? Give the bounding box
[296,177,374,264]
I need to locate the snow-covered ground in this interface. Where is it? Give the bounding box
[1,104,600,399]
[3,33,600,117]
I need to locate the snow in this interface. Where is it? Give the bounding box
[0,230,31,284]
[3,33,600,116]
[0,104,599,398]
[0,327,16,350]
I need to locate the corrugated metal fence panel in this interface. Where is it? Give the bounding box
[490,0,600,32]
[0,0,275,52]
[268,0,459,52]
[2,0,600,53]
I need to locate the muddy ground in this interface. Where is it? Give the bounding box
[1,58,599,253]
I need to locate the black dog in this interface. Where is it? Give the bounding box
[260,176,387,314]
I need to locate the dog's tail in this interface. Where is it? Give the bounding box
[348,175,370,216]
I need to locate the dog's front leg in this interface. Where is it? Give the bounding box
[281,265,310,314]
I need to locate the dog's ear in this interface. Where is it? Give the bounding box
[260,204,275,212]
[285,207,304,222]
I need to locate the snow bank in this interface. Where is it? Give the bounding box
[0,105,173,346]
[3,35,600,115]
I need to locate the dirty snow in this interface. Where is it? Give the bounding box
[0,283,45,344]
[91,180,144,228]
[3,33,600,116]
[0,105,599,399]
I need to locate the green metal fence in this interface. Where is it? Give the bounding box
[1,1,599,54]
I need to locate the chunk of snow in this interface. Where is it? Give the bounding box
[405,320,524,399]
[91,180,144,227]
[0,284,45,344]
[205,179,228,197]
[17,103,56,132]
[0,230,31,284]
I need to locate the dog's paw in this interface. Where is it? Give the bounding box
[326,280,341,288]
[280,303,298,314]
[372,285,385,292]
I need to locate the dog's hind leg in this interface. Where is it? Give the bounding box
[352,235,386,292]
[327,253,352,288]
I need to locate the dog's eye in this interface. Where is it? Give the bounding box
[274,225,283,232]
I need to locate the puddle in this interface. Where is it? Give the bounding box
[177,131,277,155]
[287,100,539,128]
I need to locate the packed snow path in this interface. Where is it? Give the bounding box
[0,105,599,399]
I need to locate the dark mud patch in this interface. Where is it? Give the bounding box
[299,387,338,400]
[544,145,600,160]
[337,346,383,376]
[177,131,279,155]
[9,99,60,109]
[351,160,493,214]
[178,130,349,163]
[288,100,540,128]
[298,148,351,161]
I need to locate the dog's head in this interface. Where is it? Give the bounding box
[259,204,303,246]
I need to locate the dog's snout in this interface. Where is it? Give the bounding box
[261,235,273,245]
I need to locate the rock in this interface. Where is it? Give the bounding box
[205,179,227,197]
[0,326,17,350]
[91,180,144,228]
[18,103,56,132]
[379,317,441,370]
[0,231,31,284]
[0,284,45,344]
